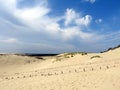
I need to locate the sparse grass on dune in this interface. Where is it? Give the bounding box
[66,52,87,56]
[90,55,101,59]
[54,52,87,62]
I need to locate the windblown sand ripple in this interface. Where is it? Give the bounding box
[0,48,120,90]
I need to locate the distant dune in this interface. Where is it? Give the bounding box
[101,44,120,53]
[0,47,120,90]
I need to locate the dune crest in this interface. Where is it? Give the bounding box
[0,47,120,90]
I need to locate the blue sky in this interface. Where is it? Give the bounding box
[0,0,120,53]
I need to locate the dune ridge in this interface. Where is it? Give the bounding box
[0,47,120,90]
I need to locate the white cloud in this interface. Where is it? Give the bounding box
[13,6,95,42]
[61,27,80,41]
[61,26,96,42]
[83,0,96,4]
[15,6,50,21]
[0,0,104,53]
[64,9,92,27]
[75,15,92,26]
[64,8,79,26]
[0,0,16,10]
[95,19,103,23]
[0,38,18,43]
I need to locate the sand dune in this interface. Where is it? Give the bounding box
[0,48,120,90]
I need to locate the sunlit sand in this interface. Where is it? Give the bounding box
[0,48,120,90]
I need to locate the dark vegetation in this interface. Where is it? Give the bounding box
[90,55,101,59]
[55,52,87,62]
[0,53,58,60]
[101,44,120,53]
[19,54,58,60]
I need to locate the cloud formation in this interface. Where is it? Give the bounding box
[64,9,92,26]
[95,19,103,23]
[0,0,118,53]
[83,0,96,4]
[0,38,18,43]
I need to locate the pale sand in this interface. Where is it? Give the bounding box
[0,48,120,90]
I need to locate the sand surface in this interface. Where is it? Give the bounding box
[0,48,120,90]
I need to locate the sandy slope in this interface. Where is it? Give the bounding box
[0,48,120,90]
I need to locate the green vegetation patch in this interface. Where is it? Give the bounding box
[67,52,87,56]
[54,52,88,62]
[90,55,101,59]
